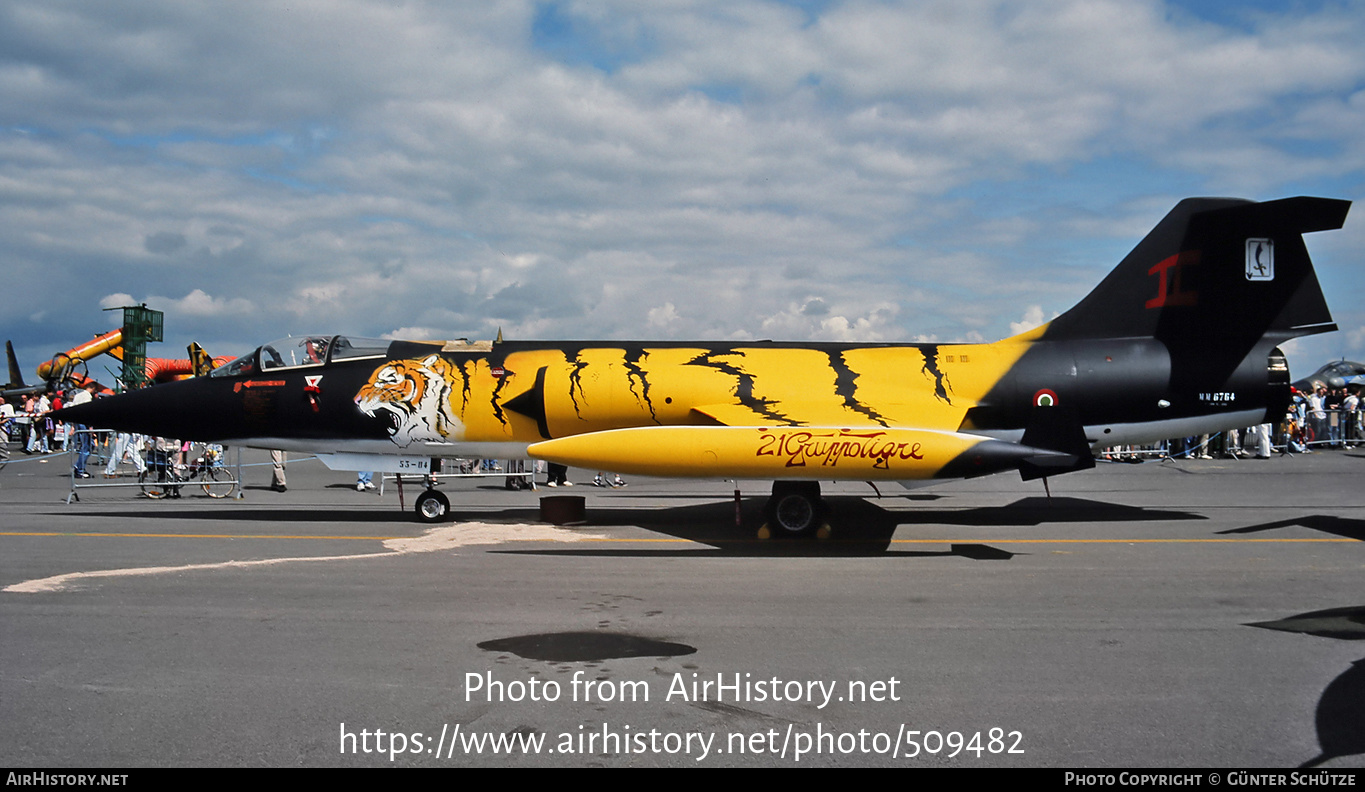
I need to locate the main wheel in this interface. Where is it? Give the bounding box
[764,481,823,536]
[200,466,237,498]
[139,468,170,499]
[415,490,450,523]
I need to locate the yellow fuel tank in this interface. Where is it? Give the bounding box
[527,425,1012,480]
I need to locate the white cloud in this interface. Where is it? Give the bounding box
[171,289,253,317]
[1010,305,1046,335]
[760,300,900,342]
[383,326,444,341]
[646,302,679,328]
[0,0,1360,378]
[100,289,251,318]
[99,293,137,310]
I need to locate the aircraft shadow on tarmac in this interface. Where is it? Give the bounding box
[1219,515,1365,541]
[494,494,1205,558]
[1248,606,1365,768]
[60,493,1204,556]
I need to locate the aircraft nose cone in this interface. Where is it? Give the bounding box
[54,379,214,440]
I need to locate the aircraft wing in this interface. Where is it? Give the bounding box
[689,394,975,432]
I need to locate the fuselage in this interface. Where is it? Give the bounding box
[49,195,1348,527]
[58,328,1287,480]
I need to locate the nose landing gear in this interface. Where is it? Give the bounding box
[414,488,449,522]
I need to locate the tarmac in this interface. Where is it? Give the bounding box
[1,443,1362,767]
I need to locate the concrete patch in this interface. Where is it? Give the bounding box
[3,521,607,594]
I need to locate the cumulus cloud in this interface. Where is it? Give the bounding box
[646,302,679,328]
[100,289,252,318]
[760,300,900,342]
[1009,305,1047,335]
[0,0,1361,375]
[172,289,254,317]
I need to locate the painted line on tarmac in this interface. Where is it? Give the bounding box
[2,522,608,594]
[3,532,1356,545]
[6,529,1354,594]
[1,532,405,540]
[888,538,1360,544]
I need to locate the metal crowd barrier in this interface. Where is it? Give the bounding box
[1098,408,1362,461]
[376,459,537,496]
[64,429,243,503]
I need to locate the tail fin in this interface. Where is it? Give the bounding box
[5,341,24,389]
[188,342,215,377]
[1045,196,1349,346]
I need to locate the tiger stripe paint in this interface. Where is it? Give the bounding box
[55,196,1352,519]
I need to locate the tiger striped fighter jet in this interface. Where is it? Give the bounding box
[58,197,1351,532]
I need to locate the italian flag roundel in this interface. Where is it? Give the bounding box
[1034,389,1058,407]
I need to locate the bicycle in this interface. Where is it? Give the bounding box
[139,446,184,499]
[139,443,235,499]
[186,444,236,498]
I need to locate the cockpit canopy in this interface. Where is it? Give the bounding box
[209,336,391,378]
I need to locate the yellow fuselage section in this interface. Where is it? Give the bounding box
[354,335,1044,478]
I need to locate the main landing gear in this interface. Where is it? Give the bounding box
[762,481,827,538]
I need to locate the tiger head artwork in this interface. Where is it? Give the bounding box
[354,355,464,447]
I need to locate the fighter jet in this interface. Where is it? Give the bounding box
[1293,360,1365,393]
[2,341,47,399]
[0,341,96,399]
[57,196,1350,531]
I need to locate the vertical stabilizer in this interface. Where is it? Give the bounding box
[6,341,24,389]
[1045,196,1349,345]
[1040,196,1349,394]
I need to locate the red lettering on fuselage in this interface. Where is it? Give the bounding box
[756,429,925,469]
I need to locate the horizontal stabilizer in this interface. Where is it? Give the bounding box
[1017,405,1095,481]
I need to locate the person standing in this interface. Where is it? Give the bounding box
[1325,387,1344,447]
[67,382,98,478]
[1343,389,1360,447]
[28,393,51,453]
[15,394,32,451]
[104,432,146,477]
[1308,386,1327,447]
[271,449,288,492]
[0,396,13,441]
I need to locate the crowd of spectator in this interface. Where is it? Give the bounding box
[1100,385,1362,461]
[5,379,1357,488]
[1,391,68,455]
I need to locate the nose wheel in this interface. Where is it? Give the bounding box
[414,489,450,523]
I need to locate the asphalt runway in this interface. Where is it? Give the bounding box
[2,445,1363,768]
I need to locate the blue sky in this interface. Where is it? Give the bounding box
[1,0,1362,383]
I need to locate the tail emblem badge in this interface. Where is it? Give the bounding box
[1246,238,1274,281]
